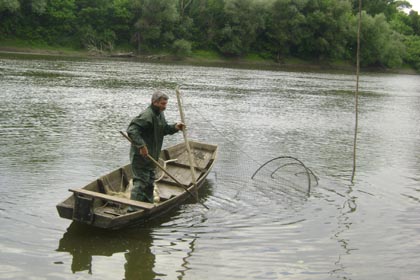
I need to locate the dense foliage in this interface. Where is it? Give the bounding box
[1,0,419,69]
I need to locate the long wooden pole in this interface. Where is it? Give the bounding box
[119,131,209,209]
[351,0,362,183]
[175,86,199,200]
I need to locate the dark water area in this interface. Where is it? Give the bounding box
[0,54,419,279]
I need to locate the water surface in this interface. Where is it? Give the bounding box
[1,54,419,279]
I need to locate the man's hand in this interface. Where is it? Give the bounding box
[176,122,185,131]
[139,146,149,157]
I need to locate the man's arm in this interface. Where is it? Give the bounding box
[127,115,150,149]
[164,122,185,135]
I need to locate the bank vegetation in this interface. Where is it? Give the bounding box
[1,0,419,71]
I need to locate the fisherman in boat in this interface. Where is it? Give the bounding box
[127,91,185,205]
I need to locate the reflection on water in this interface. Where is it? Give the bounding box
[1,54,420,279]
[58,223,156,279]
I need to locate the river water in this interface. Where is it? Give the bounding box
[0,54,419,280]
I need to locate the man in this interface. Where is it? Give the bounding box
[127,91,184,204]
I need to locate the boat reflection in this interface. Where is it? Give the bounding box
[57,222,156,279]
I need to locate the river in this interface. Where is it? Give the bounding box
[0,54,419,280]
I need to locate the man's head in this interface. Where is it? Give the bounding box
[151,91,169,112]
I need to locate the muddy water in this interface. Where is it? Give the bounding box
[1,54,419,279]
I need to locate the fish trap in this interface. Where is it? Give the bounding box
[251,156,318,197]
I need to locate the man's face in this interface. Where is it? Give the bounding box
[153,99,167,112]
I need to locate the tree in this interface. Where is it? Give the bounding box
[110,0,133,45]
[40,0,76,44]
[31,0,47,14]
[174,0,195,42]
[404,35,420,69]
[0,0,20,12]
[179,0,193,17]
[131,0,179,53]
[390,10,414,35]
[185,0,225,49]
[215,0,266,56]
[408,10,420,35]
[0,0,20,37]
[351,0,412,18]
[71,0,133,50]
[265,0,307,60]
[298,0,352,60]
[349,11,405,67]
[172,38,192,56]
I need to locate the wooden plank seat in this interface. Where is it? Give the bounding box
[156,183,186,201]
[157,178,190,188]
[69,188,155,210]
[166,161,205,172]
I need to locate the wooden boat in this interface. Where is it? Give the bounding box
[56,141,218,229]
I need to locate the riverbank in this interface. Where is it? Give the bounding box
[0,44,417,75]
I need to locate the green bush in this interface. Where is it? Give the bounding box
[172,39,192,57]
[404,35,420,70]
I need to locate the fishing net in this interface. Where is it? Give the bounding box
[251,156,318,197]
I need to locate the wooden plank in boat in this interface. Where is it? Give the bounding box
[156,182,185,200]
[164,164,198,186]
[176,151,210,169]
[167,161,205,171]
[69,188,154,210]
[191,142,215,151]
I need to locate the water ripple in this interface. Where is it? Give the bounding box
[1,56,419,279]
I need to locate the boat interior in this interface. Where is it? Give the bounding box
[58,141,217,220]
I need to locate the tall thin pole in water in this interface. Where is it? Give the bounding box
[351,0,362,183]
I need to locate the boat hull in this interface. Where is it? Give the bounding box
[56,141,217,229]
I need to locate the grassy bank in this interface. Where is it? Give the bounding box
[0,40,417,74]
[0,39,90,56]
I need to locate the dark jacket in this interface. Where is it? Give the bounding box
[127,105,178,169]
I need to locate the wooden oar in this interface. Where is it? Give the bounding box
[175,86,198,200]
[119,131,209,209]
